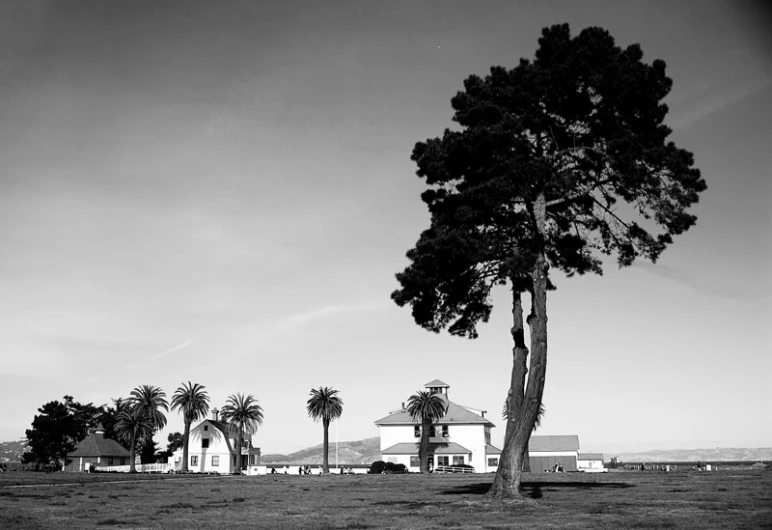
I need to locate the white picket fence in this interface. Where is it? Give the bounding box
[433,465,475,474]
[93,463,173,473]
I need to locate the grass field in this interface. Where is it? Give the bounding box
[1,468,770,529]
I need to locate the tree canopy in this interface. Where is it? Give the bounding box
[392,23,706,498]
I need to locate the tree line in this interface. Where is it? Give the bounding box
[23,383,347,474]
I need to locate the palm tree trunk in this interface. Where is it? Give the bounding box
[234,429,243,474]
[181,420,191,472]
[129,431,137,473]
[322,419,330,473]
[420,418,431,473]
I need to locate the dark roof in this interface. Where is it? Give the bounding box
[423,379,449,388]
[529,435,580,452]
[68,432,131,458]
[374,401,494,427]
[579,453,604,461]
[381,442,471,455]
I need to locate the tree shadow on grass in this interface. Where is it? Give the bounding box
[441,481,634,498]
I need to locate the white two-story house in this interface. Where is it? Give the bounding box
[374,379,502,473]
[172,409,261,474]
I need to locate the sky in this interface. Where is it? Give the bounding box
[0,0,770,456]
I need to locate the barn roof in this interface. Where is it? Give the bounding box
[528,435,580,452]
[374,401,494,427]
[68,431,130,458]
[381,442,471,455]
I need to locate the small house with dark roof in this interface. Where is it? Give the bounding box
[374,379,502,473]
[64,424,130,472]
[171,409,261,474]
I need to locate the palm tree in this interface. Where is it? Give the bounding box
[129,385,169,433]
[114,407,154,473]
[406,391,447,473]
[127,385,168,467]
[220,393,263,474]
[171,382,210,472]
[306,387,344,473]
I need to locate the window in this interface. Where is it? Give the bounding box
[190,456,198,466]
[410,456,420,468]
[488,458,499,467]
[211,456,219,467]
[204,425,208,431]
[437,456,449,466]
[108,458,114,466]
[442,425,449,438]
[202,439,210,449]
[453,456,464,466]
[429,425,436,437]
[414,426,420,438]
[485,428,491,445]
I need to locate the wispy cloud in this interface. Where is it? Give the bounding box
[275,300,388,333]
[670,75,772,130]
[148,340,192,361]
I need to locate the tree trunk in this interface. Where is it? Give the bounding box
[234,429,243,474]
[181,420,191,472]
[129,431,137,473]
[322,419,330,473]
[489,194,549,499]
[420,417,432,473]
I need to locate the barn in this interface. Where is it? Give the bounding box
[527,435,580,472]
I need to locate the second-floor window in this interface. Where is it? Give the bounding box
[190,456,198,466]
[414,426,420,438]
[442,425,449,437]
[202,439,210,448]
[211,456,219,466]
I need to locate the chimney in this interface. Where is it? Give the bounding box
[401,402,405,410]
[212,408,219,421]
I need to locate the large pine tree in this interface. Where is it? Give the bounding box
[393,24,706,498]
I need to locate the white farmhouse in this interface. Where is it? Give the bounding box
[172,410,261,474]
[374,379,502,473]
[577,452,606,472]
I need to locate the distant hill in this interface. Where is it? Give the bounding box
[0,440,27,463]
[261,437,380,465]
[616,447,772,463]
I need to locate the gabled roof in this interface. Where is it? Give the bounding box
[381,442,471,455]
[486,444,502,455]
[68,432,130,458]
[528,435,580,452]
[374,401,494,427]
[579,453,604,461]
[423,379,449,388]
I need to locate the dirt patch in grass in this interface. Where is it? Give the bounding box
[0,470,770,529]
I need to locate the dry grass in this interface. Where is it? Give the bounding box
[1,468,770,529]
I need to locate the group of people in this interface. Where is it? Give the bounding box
[270,465,322,475]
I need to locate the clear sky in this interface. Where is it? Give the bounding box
[0,0,770,456]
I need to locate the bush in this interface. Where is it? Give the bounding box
[368,461,407,474]
[368,461,386,474]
